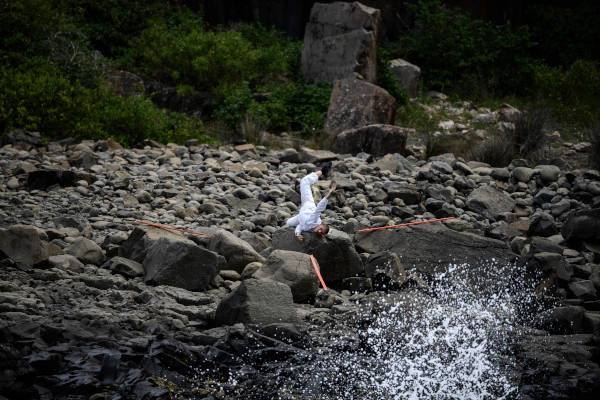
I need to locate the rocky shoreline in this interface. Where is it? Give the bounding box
[1,132,599,399]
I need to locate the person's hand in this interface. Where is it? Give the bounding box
[296,234,304,242]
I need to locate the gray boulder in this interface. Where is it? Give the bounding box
[214,279,297,325]
[466,185,515,220]
[356,223,513,281]
[272,227,363,283]
[65,238,105,265]
[561,208,600,244]
[119,226,196,263]
[143,237,224,291]
[389,58,420,97]
[301,1,380,83]
[102,256,144,278]
[253,250,320,303]
[364,251,407,289]
[324,78,396,140]
[0,224,50,266]
[208,229,265,273]
[333,124,410,157]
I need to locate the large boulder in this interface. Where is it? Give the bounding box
[561,208,600,244]
[143,237,224,291]
[364,250,407,289]
[119,226,197,263]
[333,124,410,157]
[26,169,76,190]
[65,238,105,265]
[253,250,320,303]
[214,279,297,325]
[301,1,380,83]
[389,58,421,98]
[1,129,43,150]
[466,185,516,220]
[272,227,363,283]
[208,229,265,273]
[0,224,50,266]
[324,78,396,140]
[355,223,514,281]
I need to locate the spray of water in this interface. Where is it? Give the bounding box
[189,260,537,400]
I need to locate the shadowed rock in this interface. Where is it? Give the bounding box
[208,229,265,273]
[271,227,363,283]
[333,124,410,157]
[356,223,514,278]
[143,237,224,291]
[324,78,396,140]
[253,249,319,303]
[214,279,297,325]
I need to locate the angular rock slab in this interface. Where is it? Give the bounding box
[143,237,224,291]
[253,250,319,303]
[119,226,197,263]
[389,58,421,98]
[333,124,410,157]
[301,1,380,83]
[215,279,297,326]
[355,223,514,285]
[271,227,363,283]
[561,208,600,244]
[0,224,50,266]
[208,229,265,273]
[324,78,396,140]
[466,184,515,220]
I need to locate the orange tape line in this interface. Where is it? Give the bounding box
[309,254,328,291]
[357,217,455,233]
[135,220,212,237]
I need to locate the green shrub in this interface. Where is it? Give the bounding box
[376,47,409,105]
[391,0,538,97]
[533,60,600,127]
[127,17,299,97]
[0,63,209,147]
[395,102,437,134]
[0,63,103,138]
[214,81,332,135]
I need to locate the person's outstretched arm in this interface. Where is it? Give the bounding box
[315,181,336,213]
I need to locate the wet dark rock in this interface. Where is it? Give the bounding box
[1,129,43,149]
[562,208,600,244]
[356,223,513,279]
[271,227,363,282]
[26,169,76,189]
[253,249,319,303]
[144,237,223,291]
[215,279,297,326]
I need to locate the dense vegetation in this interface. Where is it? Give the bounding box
[1,0,598,148]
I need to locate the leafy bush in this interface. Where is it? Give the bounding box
[533,60,600,128]
[0,63,103,138]
[127,17,300,96]
[214,81,332,135]
[391,0,538,97]
[0,63,208,147]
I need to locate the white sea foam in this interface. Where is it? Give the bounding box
[296,261,530,400]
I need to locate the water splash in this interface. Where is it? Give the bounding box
[189,260,536,399]
[293,260,531,400]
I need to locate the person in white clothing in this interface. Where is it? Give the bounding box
[285,163,336,242]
